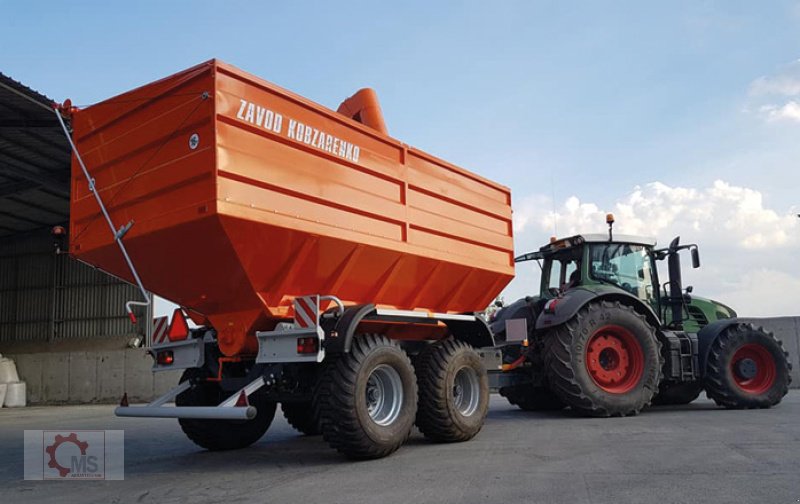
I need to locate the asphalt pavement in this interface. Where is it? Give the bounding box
[1,392,799,504]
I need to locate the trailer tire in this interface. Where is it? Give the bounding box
[281,402,320,435]
[652,382,703,406]
[544,300,662,417]
[704,324,791,409]
[415,338,489,442]
[176,369,277,451]
[499,384,566,411]
[319,334,417,459]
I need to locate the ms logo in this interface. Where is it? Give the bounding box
[45,433,99,478]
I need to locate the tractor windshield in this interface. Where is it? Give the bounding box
[589,243,658,312]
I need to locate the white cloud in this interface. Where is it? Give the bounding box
[760,101,800,123]
[749,59,800,97]
[749,59,800,124]
[505,180,800,317]
[514,180,798,250]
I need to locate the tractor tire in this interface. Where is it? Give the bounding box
[704,324,791,409]
[319,334,417,459]
[415,338,489,442]
[652,382,703,406]
[176,368,277,451]
[543,300,663,417]
[499,383,566,411]
[281,402,320,435]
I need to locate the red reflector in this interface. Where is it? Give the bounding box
[544,299,559,314]
[167,308,189,341]
[297,337,318,354]
[156,350,174,365]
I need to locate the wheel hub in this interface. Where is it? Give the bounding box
[585,326,645,394]
[730,343,776,395]
[364,364,403,426]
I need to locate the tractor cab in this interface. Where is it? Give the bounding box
[514,214,734,332]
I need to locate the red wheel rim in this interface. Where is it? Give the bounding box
[585,325,645,394]
[730,343,776,394]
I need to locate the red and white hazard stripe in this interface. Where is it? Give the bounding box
[151,316,169,345]
[293,296,319,329]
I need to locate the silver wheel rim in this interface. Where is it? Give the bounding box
[365,364,403,426]
[453,366,480,417]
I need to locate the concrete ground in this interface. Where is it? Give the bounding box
[1,393,799,504]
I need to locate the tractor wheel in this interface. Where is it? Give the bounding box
[652,382,703,406]
[544,300,662,417]
[319,334,417,459]
[415,338,489,442]
[281,402,320,435]
[499,384,566,411]
[704,324,791,409]
[176,368,276,451]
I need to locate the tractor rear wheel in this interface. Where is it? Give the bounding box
[652,382,703,406]
[544,301,662,417]
[319,334,417,459]
[176,368,276,451]
[499,384,566,411]
[415,338,489,442]
[704,324,791,409]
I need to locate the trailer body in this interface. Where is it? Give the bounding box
[68,59,514,356]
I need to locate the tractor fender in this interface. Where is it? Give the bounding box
[696,318,744,376]
[535,288,661,331]
[489,297,539,339]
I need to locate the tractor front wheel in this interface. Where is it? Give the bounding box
[544,301,662,417]
[704,324,791,409]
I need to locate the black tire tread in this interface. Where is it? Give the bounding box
[415,338,489,442]
[704,323,792,409]
[543,300,663,417]
[319,334,417,459]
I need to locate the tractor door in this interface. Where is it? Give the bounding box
[588,243,661,317]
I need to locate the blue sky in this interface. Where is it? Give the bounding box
[3,1,799,315]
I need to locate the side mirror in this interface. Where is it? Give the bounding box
[691,248,700,269]
[494,299,504,308]
[685,285,693,293]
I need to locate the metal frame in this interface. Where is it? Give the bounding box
[115,376,266,420]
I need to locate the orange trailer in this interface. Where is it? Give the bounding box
[63,60,513,459]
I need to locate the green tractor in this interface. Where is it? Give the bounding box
[490,215,792,416]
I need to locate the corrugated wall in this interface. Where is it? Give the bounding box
[0,229,143,343]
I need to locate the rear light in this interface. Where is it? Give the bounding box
[156,350,174,365]
[297,337,319,354]
[167,308,189,341]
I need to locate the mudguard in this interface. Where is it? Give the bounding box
[696,318,744,375]
[325,304,377,353]
[534,287,661,330]
[489,297,539,339]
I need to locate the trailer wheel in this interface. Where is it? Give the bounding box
[704,324,791,409]
[415,338,489,442]
[499,384,566,411]
[544,300,662,417]
[176,368,277,451]
[281,402,320,435]
[652,382,703,406]
[319,334,417,459]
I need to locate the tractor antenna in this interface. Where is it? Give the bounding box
[606,213,615,241]
[551,173,558,237]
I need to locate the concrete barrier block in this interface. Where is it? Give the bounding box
[124,349,154,402]
[68,352,97,403]
[42,353,69,403]
[96,351,125,402]
[10,353,43,404]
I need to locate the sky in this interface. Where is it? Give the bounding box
[2,1,799,317]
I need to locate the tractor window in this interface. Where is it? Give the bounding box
[589,244,657,310]
[542,248,582,295]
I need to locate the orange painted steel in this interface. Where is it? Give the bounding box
[68,60,514,357]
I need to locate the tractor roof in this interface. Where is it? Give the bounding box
[514,233,657,262]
